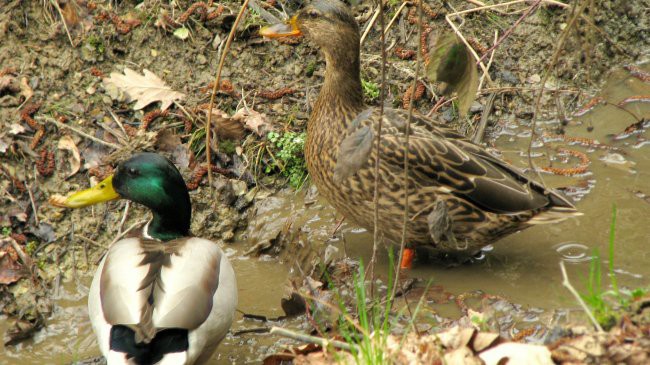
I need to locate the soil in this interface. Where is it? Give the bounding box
[0,0,649,364]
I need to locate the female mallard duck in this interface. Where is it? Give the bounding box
[261,0,580,266]
[51,153,237,364]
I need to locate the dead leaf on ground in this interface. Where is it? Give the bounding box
[0,137,9,153]
[479,342,554,365]
[102,68,185,111]
[202,107,246,140]
[57,135,81,179]
[19,77,33,102]
[8,123,26,135]
[233,108,270,136]
[155,129,191,169]
[0,75,18,93]
[0,248,26,285]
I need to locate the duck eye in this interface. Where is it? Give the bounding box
[308,10,319,18]
[128,168,138,176]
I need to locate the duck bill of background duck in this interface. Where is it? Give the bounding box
[259,15,302,38]
[61,175,120,208]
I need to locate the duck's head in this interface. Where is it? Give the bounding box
[261,0,360,62]
[55,152,191,240]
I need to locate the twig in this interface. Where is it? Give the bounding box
[384,1,409,36]
[270,326,357,351]
[4,237,33,271]
[360,4,381,45]
[559,261,604,333]
[42,116,121,149]
[117,201,130,237]
[478,29,498,91]
[526,0,588,184]
[476,0,543,64]
[370,0,389,299]
[49,0,75,47]
[472,93,496,143]
[391,0,423,303]
[206,0,250,193]
[107,109,130,142]
[27,183,40,226]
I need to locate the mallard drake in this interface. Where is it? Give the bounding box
[261,0,580,266]
[51,153,237,364]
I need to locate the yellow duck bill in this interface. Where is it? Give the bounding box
[259,15,302,38]
[55,175,120,208]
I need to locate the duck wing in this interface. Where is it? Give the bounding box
[366,108,576,214]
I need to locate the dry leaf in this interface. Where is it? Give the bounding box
[57,135,81,178]
[102,68,185,111]
[233,108,270,136]
[479,343,553,365]
[19,77,33,102]
[203,108,245,140]
[0,137,8,153]
[9,123,26,135]
[155,129,191,169]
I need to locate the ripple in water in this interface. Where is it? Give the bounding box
[554,242,593,263]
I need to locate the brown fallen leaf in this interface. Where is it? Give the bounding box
[202,107,246,140]
[57,135,81,179]
[233,108,270,136]
[102,68,185,111]
[19,77,33,102]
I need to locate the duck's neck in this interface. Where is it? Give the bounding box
[313,39,364,121]
[145,194,191,242]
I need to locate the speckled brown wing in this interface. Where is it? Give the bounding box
[365,108,571,214]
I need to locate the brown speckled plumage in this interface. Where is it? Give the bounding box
[294,0,580,255]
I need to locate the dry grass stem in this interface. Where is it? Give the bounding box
[559,261,605,333]
[527,0,588,184]
[391,0,423,303]
[206,0,250,192]
[42,116,121,149]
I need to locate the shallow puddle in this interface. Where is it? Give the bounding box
[1,65,648,364]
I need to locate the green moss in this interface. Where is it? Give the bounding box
[86,35,105,55]
[306,61,318,77]
[266,131,308,188]
[361,79,380,101]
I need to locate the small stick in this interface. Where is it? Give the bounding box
[27,183,40,226]
[206,0,250,192]
[473,93,496,143]
[107,109,130,141]
[42,116,121,149]
[270,326,357,352]
[527,0,588,185]
[478,29,498,91]
[360,4,381,45]
[384,1,409,36]
[392,0,424,303]
[4,237,33,271]
[49,0,75,47]
[117,201,130,237]
[477,0,543,64]
[559,261,604,333]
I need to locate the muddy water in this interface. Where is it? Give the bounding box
[1,66,649,364]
